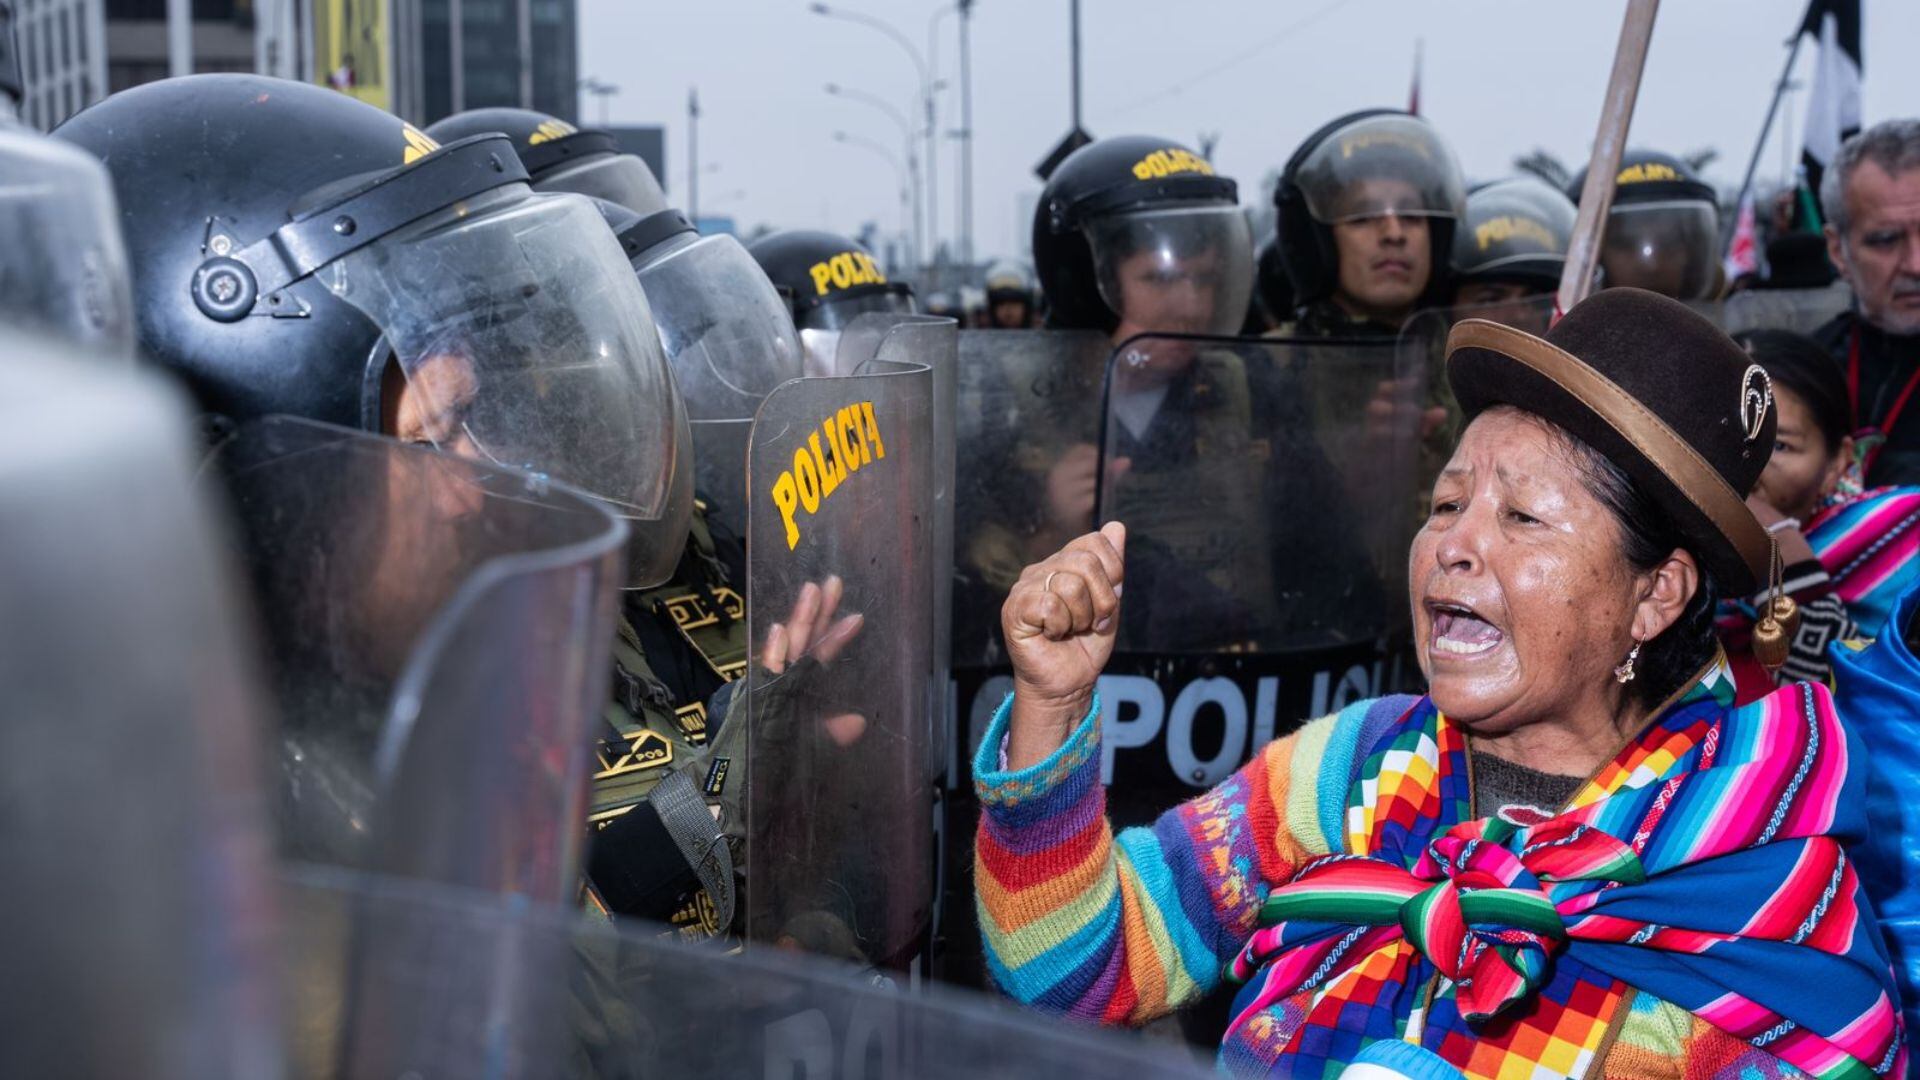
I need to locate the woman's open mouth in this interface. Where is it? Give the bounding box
[1428,600,1504,657]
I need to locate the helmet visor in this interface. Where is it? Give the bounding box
[802,286,918,332]
[1296,114,1465,226]
[1600,200,1719,300]
[323,185,692,587]
[635,233,803,421]
[1085,204,1254,336]
[538,153,669,217]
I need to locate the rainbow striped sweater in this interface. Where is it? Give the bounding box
[972,694,1809,1079]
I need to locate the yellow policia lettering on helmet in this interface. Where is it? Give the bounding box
[770,401,887,550]
[1616,161,1680,185]
[807,250,888,297]
[1340,131,1433,161]
[402,124,441,165]
[1475,215,1560,253]
[528,119,578,145]
[1131,148,1215,181]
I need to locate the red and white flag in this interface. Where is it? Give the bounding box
[1724,189,1759,282]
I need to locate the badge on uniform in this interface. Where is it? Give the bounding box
[703,756,731,797]
[598,728,675,777]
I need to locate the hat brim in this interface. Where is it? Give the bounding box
[1446,318,1769,594]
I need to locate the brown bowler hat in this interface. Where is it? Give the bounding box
[1446,287,1776,594]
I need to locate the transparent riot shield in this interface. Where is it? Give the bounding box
[1717,284,1855,336]
[744,360,934,971]
[1097,333,1417,655]
[0,334,278,1079]
[692,416,754,541]
[276,865,1216,1080]
[1084,334,1419,831]
[208,416,627,900]
[950,328,1115,668]
[0,123,134,353]
[1397,292,1560,487]
[835,313,959,782]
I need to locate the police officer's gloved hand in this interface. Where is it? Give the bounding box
[662,578,868,927]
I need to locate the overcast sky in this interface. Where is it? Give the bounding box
[577,0,1920,263]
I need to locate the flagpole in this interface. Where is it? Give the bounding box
[1725,31,1807,256]
[1559,0,1662,317]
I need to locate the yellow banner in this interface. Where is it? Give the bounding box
[312,0,389,111]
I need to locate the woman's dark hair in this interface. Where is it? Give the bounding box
[1534,414,1721,709]
[1733,329,1851,452]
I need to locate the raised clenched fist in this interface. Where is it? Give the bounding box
[1000,521,1126,770]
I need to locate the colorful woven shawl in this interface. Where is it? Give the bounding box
[1224,667,1906,1080]
[1808,486,1920,638]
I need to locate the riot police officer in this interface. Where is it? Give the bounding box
[414,105,809,940]
[1274,109,1466,336]
[981,260,1038,329]
[1567,148,1722,301]
[748,229,918,372]
[584,201,809,939]
[1450,176,1576,332]
[1034,134,1252,342]
[56,75,701,895]
[426,106,669,216]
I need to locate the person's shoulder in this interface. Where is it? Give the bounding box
[1285,694,1423,771]
[1810,309,1856,355]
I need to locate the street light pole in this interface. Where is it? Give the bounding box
[957,0,975,269]
[835,131,913,272]
[825,82,923,271]
[811,4,934,275]
[1070,0,1082,131]
[578,77,618,127]
[688,86,700,223]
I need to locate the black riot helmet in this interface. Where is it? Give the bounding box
[603,204,802,422]
[1033,134,1251,334]
[1567,149,1721,301]
[56,74,693,588]
[425,106,668,216]
[1253,235,1295,326]
[1452,177,1576,293]
[0,1,133,352]
[747,229,917,333]
[1275,109,1466,309]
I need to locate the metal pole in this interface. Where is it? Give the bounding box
[166,0,192,78]
[1070,0,1081,130]
[959,0,974,268]
[837,131,912,265]
[810,6,932,272]
[1558,0,1661,317]
[688,87,700,223]
[449,0,464,113]
[515,0,532,108]
[1726,32,1806,256]
[924,80,938,276]
[824,82,923,270]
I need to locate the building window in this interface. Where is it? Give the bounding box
[58,7,71,68]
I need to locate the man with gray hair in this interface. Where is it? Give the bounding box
[1814,118,1920,486]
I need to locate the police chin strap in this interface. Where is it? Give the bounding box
[650,769,736,931]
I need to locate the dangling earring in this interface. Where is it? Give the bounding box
[1614,639,1642,684]
[1751,539,1801,672]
